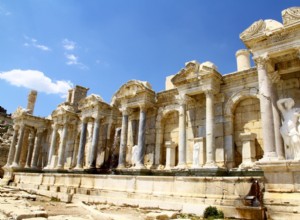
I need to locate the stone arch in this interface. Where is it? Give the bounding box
[155,104,180,167]
[223,88,260,169]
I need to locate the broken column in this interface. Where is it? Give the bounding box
[26,90,37,114]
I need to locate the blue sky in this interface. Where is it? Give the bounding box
[0,0,298,116]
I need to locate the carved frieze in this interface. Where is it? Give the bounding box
[240,20,266,41]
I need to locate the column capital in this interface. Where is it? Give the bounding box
[253,53,269,70]
[82,117,89,123]
[119,106,131,115]
[175,94,194,105]
[139,103,149,112]
[52,123,59,130]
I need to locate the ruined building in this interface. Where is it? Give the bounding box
[2,7,300,219]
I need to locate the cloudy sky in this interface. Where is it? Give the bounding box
[0,0,297,116]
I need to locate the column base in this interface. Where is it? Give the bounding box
[174,163,188,170]
[203,161,218,168]
[117,164,126,169]
[133,163,146,169]
[10,162,21,169]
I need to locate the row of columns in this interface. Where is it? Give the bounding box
[74,117,101,169]
[118,104,147,169]
[5,125,44,169]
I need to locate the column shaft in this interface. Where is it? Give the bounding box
[205,91,217,167]
[12,125,25,168]
[178,103,187,167]
[256,57,277,159]
[136,108,147,168]
[76,121,88,169]
[118,111,129,168]
[25,132,36,168]
[46,126,58,167]
[57,123,68,169]
[89,118,100,168]
[31,130,43,168]
[4,127,19,167]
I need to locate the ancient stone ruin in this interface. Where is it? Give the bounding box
[1,7,300,219]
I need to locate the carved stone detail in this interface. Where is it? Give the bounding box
[282,7,300,26]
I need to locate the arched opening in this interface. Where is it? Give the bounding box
[233,97,263,167]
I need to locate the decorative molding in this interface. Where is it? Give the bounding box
[240,20,266,41]
[282,7,300,26]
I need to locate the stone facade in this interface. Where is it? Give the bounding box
[2,7,300,219]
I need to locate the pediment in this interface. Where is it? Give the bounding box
[282,7,300,26]
[111,80,153,106]
[52,103,75,117]
[171,61,200,85]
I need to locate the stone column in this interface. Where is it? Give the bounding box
[11,125,25,168]
[118,108,129,168]
[204,90,217,168]
[4,126,19,167]
[88,117,101,168]
[25,131,36,168]
[165,141,176,169]
[135,105,147,168]
[270,71,284,159]
[254,55,277,160]
[31,129,44,168]
[45,124,58,168]
[57,122,68,169]
[239,132,257,169]
[178,97,187,168]
[75,118,88,169]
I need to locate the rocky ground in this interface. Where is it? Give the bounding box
[0,186,202,220]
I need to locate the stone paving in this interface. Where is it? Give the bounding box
[0,186,190,220]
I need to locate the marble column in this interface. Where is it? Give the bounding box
[46,124,58,168]
[88,117,101,168]
[135,105,147,168]
[25,130,36,168]
[178,98,187,168]
[57,122,68,169]
[11,125,25,168]
[270,72,284,159]
[254,55,277,160]
[204,90,217,168]
[4,126,19,167]
[31,129,43,168]
[75,118,88,169]
[118,108,129,168]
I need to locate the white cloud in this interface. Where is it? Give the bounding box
[0,69,73,98]
[65,53,88,70]
[62,39,76,51]
[23,36,51,51]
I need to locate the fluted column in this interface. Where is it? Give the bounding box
[204,90,217,168]
[88,117,101,168]
[178,98,187,168]
[75,118,88,169]
[135,105,147,168]
[57,122,68,169]
[254,54,277,160]
[46,124,58,168]
[118,108,129,168]
[25,130,36,168]
[11,125,25,168]
[4,125,19,168]
[31,128,44,168]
